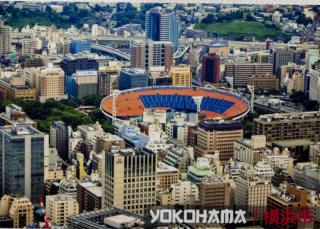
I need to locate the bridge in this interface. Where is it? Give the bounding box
[91,44,131,61]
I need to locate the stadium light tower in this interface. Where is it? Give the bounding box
[192,96,203,113]
[247,84,254,113]
[112,89,120,125]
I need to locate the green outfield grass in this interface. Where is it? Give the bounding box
[195,20,279,40]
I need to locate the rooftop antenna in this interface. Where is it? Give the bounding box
[247,84,255,113]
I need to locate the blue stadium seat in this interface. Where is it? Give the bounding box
[140,95,234,114]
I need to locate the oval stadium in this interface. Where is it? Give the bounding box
[100,86,250,121]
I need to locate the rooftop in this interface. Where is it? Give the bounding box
[0,125,42,137]
[256,111,320,123]
[199,118,242,131]
[75,70,98,77]
[86,186,102,198]
[272,139,312,147]
[47,194,76,202]
[67,208,154,228]
[120,68,146,75]
[63,53,97,61]
[104,214,143,228]
[201,175,226,183]
[157,161,179,173]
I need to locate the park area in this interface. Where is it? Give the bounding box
[195,20,279,40]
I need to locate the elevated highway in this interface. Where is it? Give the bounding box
[91,44,131,61]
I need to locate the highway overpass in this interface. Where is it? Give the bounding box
[91,44,131,61]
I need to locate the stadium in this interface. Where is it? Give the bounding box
[100,86,250,121]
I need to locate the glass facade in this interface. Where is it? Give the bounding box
[0,128,45,203]
[146,8,180,51]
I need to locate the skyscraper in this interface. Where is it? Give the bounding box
[102,147,156,215]
[0,19,11,56]
[0,125,48,203]
[145,7,179,51]
[201,53,221,84]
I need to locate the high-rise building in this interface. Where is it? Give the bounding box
[145,7,179,51]
[0,19,11,56]
[306,49,320,69]
[266,184,314,229]
[20,38,37,57]
[293,163,320,193]
[0,75,36,101]
[170,65,192,86]
[158,180,199,206]
[44,148,64,182]
[8,196,33,228]
[94,132,125,154]
[309,69,320,102]
[39,67,66,102]
[147,66,172,86]
[235,171,272,217]
[119,68,149,90]
[270,47,302,76]
[60,55,99,76]
[131,40,173,71]
[225,62,273,87]
[285,71,304,94]
[156,161,179,192]
[67,70,98,98]
[248,74,279,91]
[0,125,48,203]
[249,52,271,64]
[201,53,221,84]
[309,143,320,165]
[280,62,305,81]
[102,147,156,214]
[199,176,231,208]
[97,65,119,96]
[77,182,102,213]
[70,40,91,54]
[194,119,243,162]
[234,135,268,165]
[46,194,79,226]
[50,121,70,161]
[253,112,320,142]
